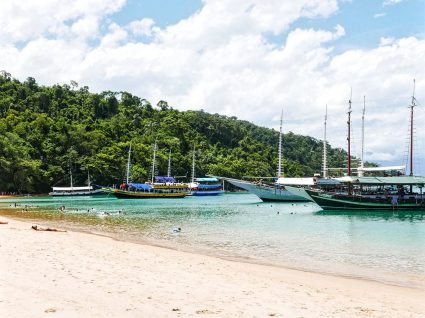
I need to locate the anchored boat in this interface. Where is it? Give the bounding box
[107,142,188,199]
[187,145,224,196]
[110,176,188,199]
[50,169,103,196]
[287,176,425,210]
[225,110,312,202]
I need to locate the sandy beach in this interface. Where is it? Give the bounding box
[0,216,424,318]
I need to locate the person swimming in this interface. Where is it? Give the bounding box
[172,227,181,233]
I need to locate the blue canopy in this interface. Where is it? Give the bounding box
[154,176,176,183]
[128,183,152,191]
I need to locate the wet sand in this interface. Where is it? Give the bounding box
[0,216,424,317]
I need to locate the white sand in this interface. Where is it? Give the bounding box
[1,217,424,318]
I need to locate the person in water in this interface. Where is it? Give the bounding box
[31,225,67,232]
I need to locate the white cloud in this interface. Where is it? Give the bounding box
[0,0,424,172]
[383,0,403,6]
[127,19,157,37]
[0,0,126,44]
[373,12,386,18]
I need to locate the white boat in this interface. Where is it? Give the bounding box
[225,177,313,202]
[224,110,313,202]
[49,169,103,196]
[49,186,104,196]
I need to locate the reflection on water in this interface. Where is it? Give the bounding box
[1,193,425,288]
[315,210,425,222]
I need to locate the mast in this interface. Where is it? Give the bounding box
[126,143,132,184]
[359,96,366,177]
[87,169,91,191]
[167,148,172,177]
[277,108,283,178]
[191,144,196,183]
[409,79,416,176]
[151,141,157,183]
[323,105,328,178]
[70,166,73,189]
[347,89,352,176]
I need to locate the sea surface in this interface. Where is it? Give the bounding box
[1,193,424,288]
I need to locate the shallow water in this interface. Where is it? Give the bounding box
[1,193,424,288]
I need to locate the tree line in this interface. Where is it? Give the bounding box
[0,72,350,193]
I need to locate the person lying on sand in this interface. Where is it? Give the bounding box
[31,225,67,232]
[0,221,8,224]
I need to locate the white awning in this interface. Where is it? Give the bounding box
[359,166,405,172]
[276,177,315,186]
[52,186,93,191]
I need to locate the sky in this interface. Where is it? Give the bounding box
[0,0,424,174]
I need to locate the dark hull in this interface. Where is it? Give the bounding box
[260,197,310,203]
[306,190,425,211]
[112,190,187,199]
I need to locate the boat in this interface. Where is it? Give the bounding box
[110,177,188,199]
[108,142,188,199]
[189,177,224,196]
[187,145,224,196]
[287,82,425,210]
[225,177,314,202]
[49,169,103,196]
[224,110,313,202]
[286,176,425,210]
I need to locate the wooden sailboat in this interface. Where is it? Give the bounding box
[109,142,188,199]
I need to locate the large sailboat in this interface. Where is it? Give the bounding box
[188,145,224,196]
[225,110,313,202]
[287,83,425,210]
[108,143,188,199]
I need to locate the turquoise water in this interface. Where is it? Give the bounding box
[1,193,424,288]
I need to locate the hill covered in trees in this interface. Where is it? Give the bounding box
[0,72,349,193]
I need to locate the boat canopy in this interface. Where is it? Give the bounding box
[276,177,315,186]
[52,186,93,191]
[359,165,405,172]
[316,179,342,186]
[154,176,176,183]
[338,176,425,186]
[195,177,219,182]
[128,183,152,191]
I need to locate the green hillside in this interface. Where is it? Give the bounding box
[0,72,349,193]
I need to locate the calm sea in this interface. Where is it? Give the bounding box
[1,193,424,288]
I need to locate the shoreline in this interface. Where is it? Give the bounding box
[1,216,424,317]
[1,208,425,291]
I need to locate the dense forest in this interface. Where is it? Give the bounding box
[0,72,351,193]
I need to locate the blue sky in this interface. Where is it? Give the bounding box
[111,0,203,28]
[110,0,425,52]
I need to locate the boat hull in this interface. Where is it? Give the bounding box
[190,190,224,196]
[109,189,187,199]
[305,189,425,210]
[49,189,105,196]
[226,178,310,202]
